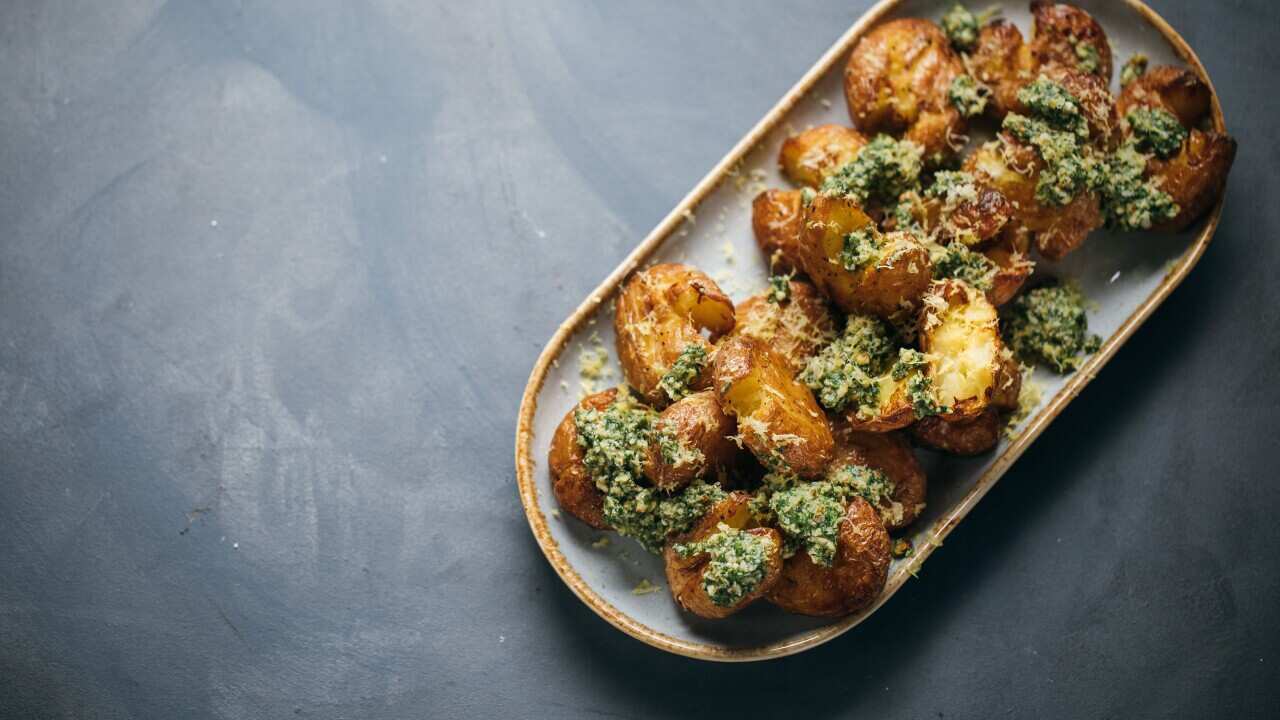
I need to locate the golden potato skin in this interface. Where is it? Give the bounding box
[969,20,1035,120]
[1028,0,1113,82]
[765,497,891,617]
[751,189,805,273]
[713,336,835,477]
[643,390,739,492]
[547,389,617,529]
[728,279,837,375]
[778,125,868,189]
[912,409,1002,456]
[614,264,735,407]
[965,137,1103,261]
[831,425,927,532]
[1117,65,1211,128]
[920,279,1003,421]
[1148,129,1236,232]
[990,350,1024,414]
[844,18,966,161]
[663,493,783,619]
[797,194,933,317]
[844,376,917,434]
[981,225,1035,307]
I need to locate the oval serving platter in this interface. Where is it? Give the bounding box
[515,0,1229,661]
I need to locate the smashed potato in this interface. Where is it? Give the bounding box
[912,408,1002,455]
[751,189,806,273]
[969,20,1036,119]
[664,492,783,619]
[1028,0,1113,82]
[778,124,869,189]
[642,390,739,492]
[728,279,837,376]
[1117,65,1210,128]
[765,496,891,617]
[797,194,933,318]
[844,18,967,162]
[713,336,835,477]
[981,226,1035,307]
[920,279,1003,420]
[615,264,735,407]
[548,389,616,529]
[830,426,927,532]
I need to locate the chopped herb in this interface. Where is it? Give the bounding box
[840,227,881,271]
[931,241,996,290]
[949,74,990,118]
[767,274,792,304]
[827,463,895,509]
[822,135,924,205]
[890,348,942,418]
[1074,40,1101,74]
[1097,142,1179,231]
[941,4,979,52]
[801,314,896,412]
[767,482,847,566]
[1002,284,1102,373]
[1126,107,1187,159]
[657,425,704,468]
[1120,53,1148,87]
[1016,76,1089,139]
[674,523,775,607]
[800,187,817,207]
[658,344,708,401]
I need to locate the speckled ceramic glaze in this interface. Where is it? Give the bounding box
[516,0,1229,661]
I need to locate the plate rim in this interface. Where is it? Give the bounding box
[513,0,1229,662]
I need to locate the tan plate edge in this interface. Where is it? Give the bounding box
[514,0,1229,662]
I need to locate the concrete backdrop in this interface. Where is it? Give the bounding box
[1,1,1277,717]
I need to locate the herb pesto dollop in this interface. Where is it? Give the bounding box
[1126,107,1187,159]
[674,523,775,607]
[821,135,924,206]
[1098,143,1179,231]
[1001,77,1102,207]
[930,241,996,291]
[766,274,792,304]
[949,74,990,118]
[658,344,708,402]
[756,463,896,567]
[1120,54,1148,87]
[941,3,979,52]
[1002,284,1102,373]
[801,314,897,412]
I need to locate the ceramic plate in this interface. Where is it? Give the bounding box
[515,0,1229,661]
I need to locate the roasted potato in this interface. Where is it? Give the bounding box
[830,425,927,532]
[844,371,918,433]
[844,18,967,162]
[1028,0,1113,83]
[797,194,933,318]
[969,19,1036,120]
[912,408,1002,455]
[548,389,617,529]
[920,279,1003,420]
[990,348,1024,413]
[981,225,1035,307]
[728,279,837,375]
[663,492,783,619]
[778,124,869,189]
[751,189,806,273]
[1117,66,1236,232]
[765,496,891,617]
[643,390,739,492]
[713,336,835,477]
[615,264,735,407]
[965,137,1103,260]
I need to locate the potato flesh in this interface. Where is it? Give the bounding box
[925,284,999,414]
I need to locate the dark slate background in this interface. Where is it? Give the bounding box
[1,1,1277,717]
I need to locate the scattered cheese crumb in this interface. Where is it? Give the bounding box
[819,98,833,110]
[578,333,613,397]
[591,536,611,549]
[210,220,218,228]
[550,509,561,520]
[1109,270,1121,283]
[1003,366,1044,439]
[721,240,735,264]
[632,578,662,595]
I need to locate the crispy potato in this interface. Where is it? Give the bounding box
[643,390,739,492]
[990,349,1023,412]
[969,20,1036,120]
[663,492,783,619]
[765,497,891,617]
[547,389,616,529]
[778,124,869,189]
[615,264,735,407]
[981,225,1035,307]
[797,194,933,317]
[912,408,1002,455]
[844,371,918,433]
[728,280,837,375]
[1148,129,1236,231]
[751,189,806,273]
[1116,65,1236,232]
[713,336,835,477]
[1117,65,1211,128]
[1028,0,1113,82]
[831,425,927,532]
[965,137,1103,260]
[844,18,966,161]
[920,279,1003,420]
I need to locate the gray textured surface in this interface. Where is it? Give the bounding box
[0,1,1276,717]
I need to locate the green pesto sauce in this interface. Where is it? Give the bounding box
[674,523,774,607]
[891,348,943,418]
[657,425,704,468]
[1017,77,1089,139]
[766,274,793,304]
[658,343,708,402]
[1002,284,1102,373]
[1074,41,1101,75]
[949,74,989,118]
[1120,53,1148,87]
[1126,107,1187,159]
[761,463,894,567]
[574,398,724,553]
[821,135,924,205]
[1098,143,1179,231]
[941,3,979,52]
[801,314,896,412]
[840,227,881,271]
[931,241,996,291]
